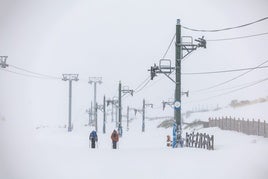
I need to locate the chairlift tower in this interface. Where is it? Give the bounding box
[107,97,118,126]
[89,77,102,132]
[86,101,94,125]
[118,81,133,137]
[62,74,79,132]
[96,96,106,134]
[142,99,153,132]
[149,19,206,147]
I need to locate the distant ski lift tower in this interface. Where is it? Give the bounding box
[142,99,153,132]
[0,56,8,68]
[103,95,106,134]
[118,81,133,137]
[113,96,119,128]
[89,77,102,132]
[62,74,79,132]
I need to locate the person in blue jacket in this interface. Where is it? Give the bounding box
[89,130,98,148]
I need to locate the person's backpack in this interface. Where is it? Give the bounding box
[90,131,98,141]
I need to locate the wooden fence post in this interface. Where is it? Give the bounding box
[206,134,209,149]
[221,117,224,129]
[251,119,254,135]
[211,135,214,150]
[252,119,256,135]
[186,132,189,147]
[246,119,250,135]
[199,133,203,148]
[191,132,194,147]
[203,133,207,149]
[257,119,260,136]
[230,117,232,131]
[195,133,199,148]
[233,117,236,131]
[224,116,226,130]
[264,120,267,138]
[228,116,231,130]
[237,118,240,132]
[242,118,245,134]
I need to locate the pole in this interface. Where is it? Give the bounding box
[90,101,93,125]
[111,102,114,122]
[127,106,129,131]
[142,99,145,132]
[62,74,78,132]
[175,19,182,146]
[94,82,98,132]
[115,104,118,128]
[103,95,106,134]
[118,81,122,136]
[68,80,72,132]
[88,77,102,132]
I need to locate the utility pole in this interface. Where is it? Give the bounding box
[103,95,106,134]
[86,101,93,126]
[90,101,93,124]
[115,100,118,128]
[142,99,145,132]
[62,74,79,132]
[149,19,206,147]
[127,106,129,131]
[174,19,182,146]
[142,99,153,132]
[89,77,102,132]
[118,81,122,135]
[107,97,118,125]
[0,56,8,68]
[118,81,133,137]
[111,102,114,122]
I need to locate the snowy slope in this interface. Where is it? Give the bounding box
[0,106,268,179]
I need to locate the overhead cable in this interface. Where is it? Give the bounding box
[183,65,268,75]
[182,17,268,32]
[192,59,268,92]
[134,78,151,94]
[186,76,268,104]
[9,64,61,80]
[207,32,268,41]
[0,68,56,79]
[162,33,176,59]
[197,77,268,103]
[131,33,176,96]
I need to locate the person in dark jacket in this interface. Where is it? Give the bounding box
[89,130,98,148]
[111,130,119,149]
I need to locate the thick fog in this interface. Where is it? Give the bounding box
[0,0,267,127]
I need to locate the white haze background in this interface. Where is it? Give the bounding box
[0,0,267,127]
[0,0,268,178]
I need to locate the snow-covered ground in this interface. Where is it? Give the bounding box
[1,104,268,179]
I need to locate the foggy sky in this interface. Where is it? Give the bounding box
[0,0,267,127]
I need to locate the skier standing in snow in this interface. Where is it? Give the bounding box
[89,130,98,149]
[111,130,119,149]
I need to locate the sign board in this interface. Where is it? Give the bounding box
[174,101,181,110]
